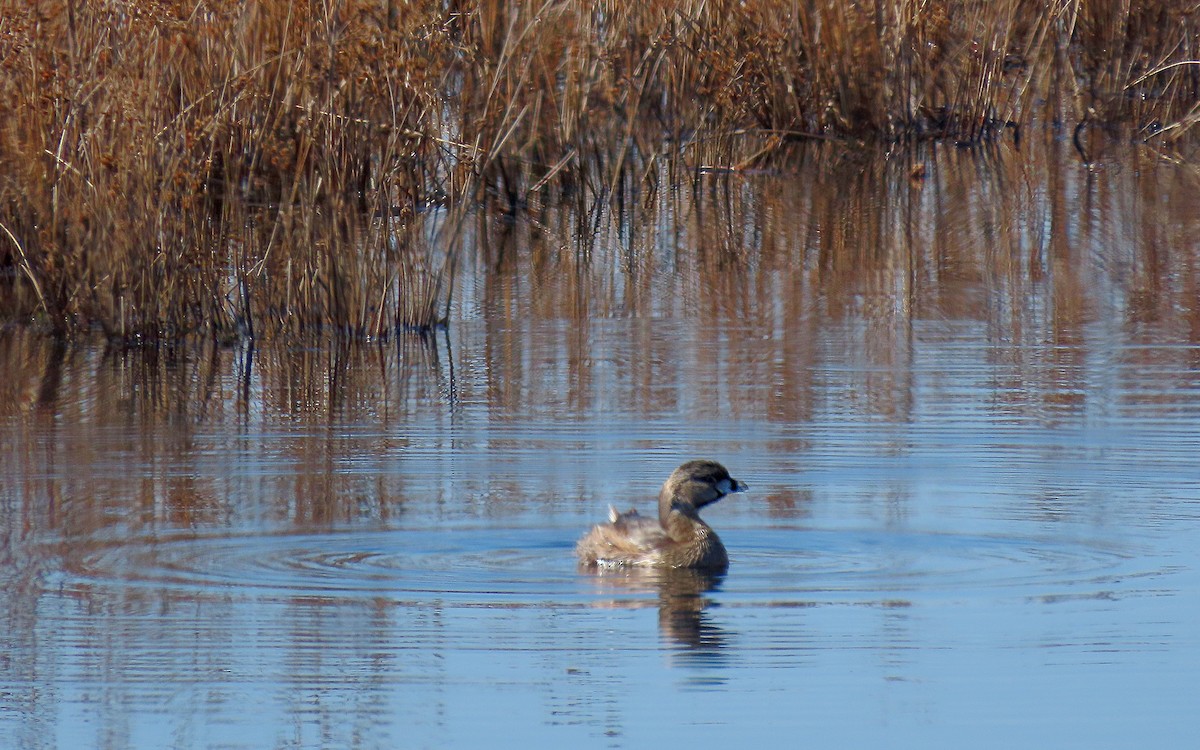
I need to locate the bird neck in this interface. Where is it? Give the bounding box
[661,503,710,543]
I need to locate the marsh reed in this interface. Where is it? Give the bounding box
[1,0,1197,342]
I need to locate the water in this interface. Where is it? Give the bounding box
[4,140,1200,748]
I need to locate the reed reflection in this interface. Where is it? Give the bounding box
[500,140,1195,423]
[0,330,459,547]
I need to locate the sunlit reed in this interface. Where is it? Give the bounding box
[0,0,1196,341]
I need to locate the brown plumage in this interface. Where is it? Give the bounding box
[575,460,749,570]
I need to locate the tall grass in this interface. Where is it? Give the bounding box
[0,0,1196,342]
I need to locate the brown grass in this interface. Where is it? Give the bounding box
[0,0,1197,342]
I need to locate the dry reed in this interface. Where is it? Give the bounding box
[0,0,1196,342]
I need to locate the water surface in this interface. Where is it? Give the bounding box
[3,140,1200,748]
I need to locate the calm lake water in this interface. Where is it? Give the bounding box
[3,140,1200,748]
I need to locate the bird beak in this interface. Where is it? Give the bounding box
[718,478,749,495]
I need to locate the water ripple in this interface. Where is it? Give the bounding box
[54,525,1159,609]
[722,528,1149,606]
[59,528,581,602]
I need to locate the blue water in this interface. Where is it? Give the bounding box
[4,142,1200,748]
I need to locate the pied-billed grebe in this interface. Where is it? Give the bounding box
[576,460,748,570]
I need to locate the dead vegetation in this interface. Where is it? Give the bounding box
[0,0,1196,341]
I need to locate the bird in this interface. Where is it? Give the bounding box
[576,460,748,570]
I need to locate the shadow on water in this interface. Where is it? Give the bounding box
[3,137,1200,747]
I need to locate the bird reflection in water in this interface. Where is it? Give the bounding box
[581,566,730,657]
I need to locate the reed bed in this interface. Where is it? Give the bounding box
[0,0,1197,342]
